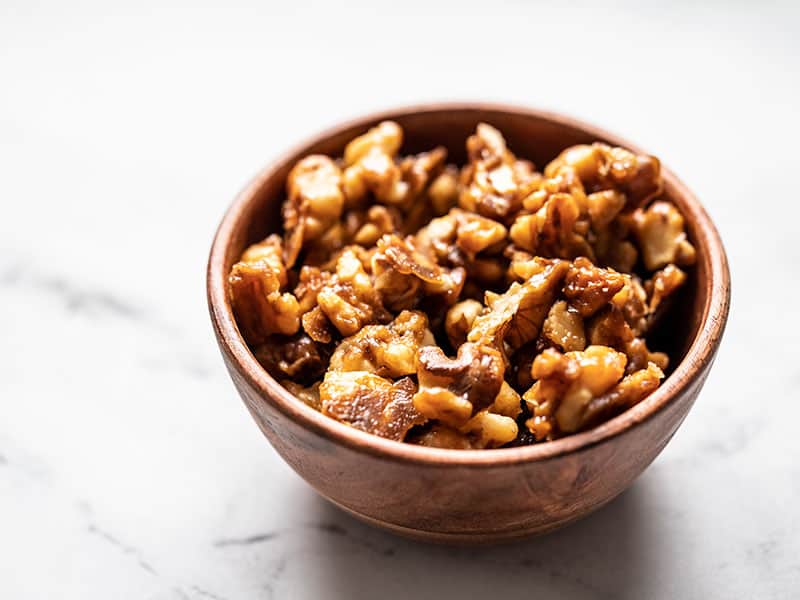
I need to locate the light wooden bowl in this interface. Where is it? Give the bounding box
[207,103,730,544]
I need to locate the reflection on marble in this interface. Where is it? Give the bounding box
[2,1,799,598]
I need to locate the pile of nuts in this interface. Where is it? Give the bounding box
[229,122,695,449]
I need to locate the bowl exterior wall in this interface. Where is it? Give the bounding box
[221,343,713,543]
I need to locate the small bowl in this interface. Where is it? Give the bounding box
[207,103,730,544]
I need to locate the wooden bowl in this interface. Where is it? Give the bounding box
[207,103,730,544]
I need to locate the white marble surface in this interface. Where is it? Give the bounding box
[1,1,799,598]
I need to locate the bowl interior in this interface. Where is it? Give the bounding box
[221,105,705,374]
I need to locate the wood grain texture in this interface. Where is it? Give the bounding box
[207,103,730,544]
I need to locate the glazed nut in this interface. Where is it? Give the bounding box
[320,371,425,441]
[459,410,519,449]
[428,167,460,214]
[633,201,697,270]
[413,387,474,428]
[317,249,389,336]
[329,310,434,378]
[344,121,403,166]
[445,299,484,349]
[542,300,586,352]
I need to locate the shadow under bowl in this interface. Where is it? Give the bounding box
[207,103,730,544]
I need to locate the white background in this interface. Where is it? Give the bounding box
[1,1,799,598]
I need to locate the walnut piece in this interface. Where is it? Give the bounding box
[545,143,662,209]
[372,234,465,310]
[523,345,628,439]
[229,235,301,344]
[564,257,626,318]
[283,155,345,267]
[329,310,434,378]
[468,259,569,350]
[413,343,505,427]
[444,299,484,349]
[316,248,390,336]
[254,333,330,384]
[320,372,426,441]
[342,121,447,211]
[542,300,586,352]
[633,201,696,271]
[459,123,535,222]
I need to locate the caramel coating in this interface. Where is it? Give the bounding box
[413,343,505,427]
[320,373,425,441]
[329,310,434,378]
[229,235,300,343]
[229,121,694,448]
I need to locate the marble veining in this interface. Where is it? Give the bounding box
[2,1,799,598]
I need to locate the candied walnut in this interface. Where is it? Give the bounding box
[492,380,522,419]
[509,213,539,252]
[372,234,466,310]
[587,307,635,349]
[229,236,301,344]
[553,345,627,433]
[282,380,321,411]
[646,264,687,314]
[316,249,390,337]
[444,299,484,349]
[611,274,649,334]
[459,124,531,221]
[510,191,593,259]
[283,155,345,266]
[320,372,426,441]
[467,122,512,164]
[413,343,505,427]
[545,143,662,209]
[415,209,508,285]
[523,345,627,438]
[240,235,289,286]
[582,363,664,428]
[341,121,404,205]
[411,406,519,449]
[428,166,460,215]
[293,266,331,313]
[632,201,696,270]
[301,223,348,266]
[586,303,667,374]
[254,333,331,383]
[344,121,403,166]
[468,259,569,351]
[413,212,459,263]
[564,257,626,318]
[342,121,446,210]
[521,161,587,214]
[302,306,336,344]
[543,300,586,352]
[350,205,399,247]
[586,189,626,229]
[328,310,434,378]
[592,214,639,273]
[625,337,669,373]
[459,410,518,449]
[506,251,559,282]
[399,147,448,207]
[311,243,375,275]
[452,209,508,256]
[522,348,580,440]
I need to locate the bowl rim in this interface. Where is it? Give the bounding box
[207,101,731,467]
